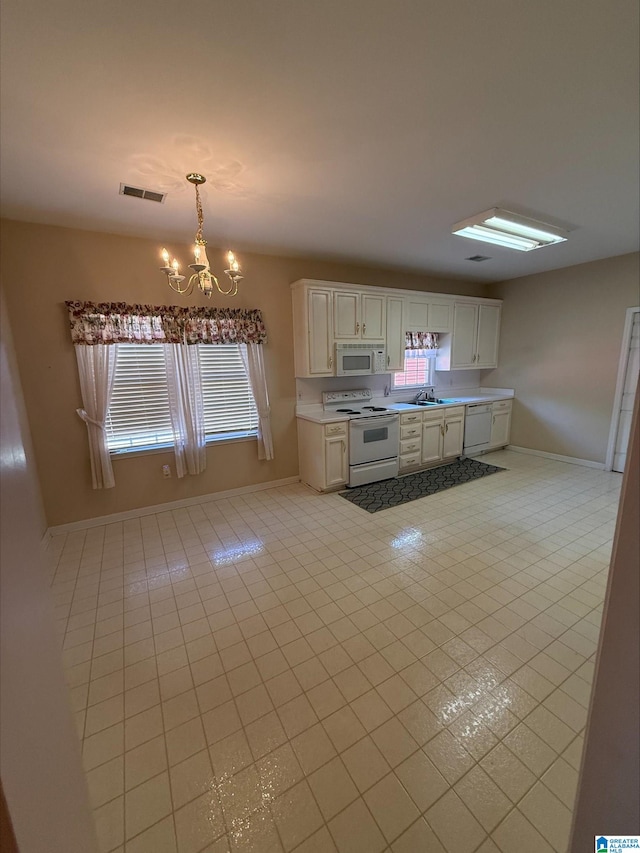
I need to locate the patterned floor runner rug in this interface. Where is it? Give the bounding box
[340,457,506,512]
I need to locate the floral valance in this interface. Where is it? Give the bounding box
[405,331,439,350]
[65,302,267,346]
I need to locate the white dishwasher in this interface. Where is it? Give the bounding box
[463,403,493,455]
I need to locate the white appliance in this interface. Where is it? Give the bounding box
[463,403,493,455]
[335,343,387,376]
[323,390,399,486]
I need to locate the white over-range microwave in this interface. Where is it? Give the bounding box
[335,343,387,376]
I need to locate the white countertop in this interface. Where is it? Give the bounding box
[296,408,357,424]
[296,388,514,424]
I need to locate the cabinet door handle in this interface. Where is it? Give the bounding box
[342,440,346,454]
[445,423,449,432]
[356,322,360,333]
[328,356,332,368]
[493,415,496,425]
[363,323,366,334]
[440,425,444,436]
[387,355,390,366]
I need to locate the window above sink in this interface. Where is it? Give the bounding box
[391,348,436,391]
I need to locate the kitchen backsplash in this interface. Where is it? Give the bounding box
[295,369,492,403]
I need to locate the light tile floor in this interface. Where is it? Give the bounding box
[49,450,623,853]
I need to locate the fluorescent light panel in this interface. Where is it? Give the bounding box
[452,208,568,252]
[455,225,539,252]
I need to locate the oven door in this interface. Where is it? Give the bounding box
[349,415,399,465]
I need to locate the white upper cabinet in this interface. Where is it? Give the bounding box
[405,296,452,332]
[436,301,501,371]
[405,296,430,331]
[333,291,386,341]
[385,296,405,372]
[362,294,386,340]
[333,291,359,339]
[291,280,500,378]
[429,301,453,332]
[292,285,334,377]
[475,304,501,368]
[451,303,478,367]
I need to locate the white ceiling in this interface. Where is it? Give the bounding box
[1,0,638,282]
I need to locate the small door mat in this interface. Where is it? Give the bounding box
[340,458,506,512]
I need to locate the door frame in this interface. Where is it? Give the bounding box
[605,305,639,471]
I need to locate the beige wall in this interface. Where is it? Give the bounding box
[0,218,487,526]
[0,289,99,853]
[485,252,640,463]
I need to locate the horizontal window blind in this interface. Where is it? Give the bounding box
[105,344,173,450]
[104,343,258,452]
[199,345,258,437]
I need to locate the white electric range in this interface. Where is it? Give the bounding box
[323,390,400,487]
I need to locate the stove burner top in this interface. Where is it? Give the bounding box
[362,406,389,412]
[336,409,361,414]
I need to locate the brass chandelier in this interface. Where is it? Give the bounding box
[160,173,244,297]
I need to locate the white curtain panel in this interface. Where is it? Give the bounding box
[164,344,206,477]
[239,343,274,460]
[74,344,118,489]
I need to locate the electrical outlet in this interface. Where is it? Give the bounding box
[162,464,171,479]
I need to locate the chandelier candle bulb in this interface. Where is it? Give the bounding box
[160,248,173,272]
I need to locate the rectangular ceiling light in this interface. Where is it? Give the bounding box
[452,208,568,252]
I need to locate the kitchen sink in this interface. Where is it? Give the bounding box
[416,400,445,405]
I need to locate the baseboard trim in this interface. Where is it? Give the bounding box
[507,445,605,470]
[47,476,301,535]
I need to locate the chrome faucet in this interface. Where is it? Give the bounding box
[413,386,434,403]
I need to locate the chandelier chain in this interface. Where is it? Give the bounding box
[194,183,205,244]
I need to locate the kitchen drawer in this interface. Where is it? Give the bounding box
[324,422,347,437]
[401,424,422,440]
[400,412,422,425]
[400,438,421,455]
[492,400,512,412]
[399,452,421,470]
[421,409,445,422]
[444,406,465,418]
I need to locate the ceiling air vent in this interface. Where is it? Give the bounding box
[466,254,491,262]
[119,183,166,203]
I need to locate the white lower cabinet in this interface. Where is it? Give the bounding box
[399,407,465,471]
[421,416,444,464]
[298,419,348,491]
[443,409,464,457]
[325,434,349,487]
[489,400,512,448]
